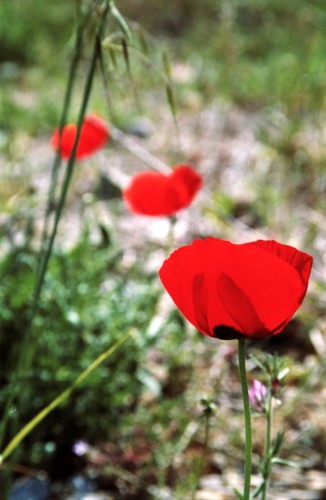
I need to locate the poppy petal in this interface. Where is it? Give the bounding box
[192,273,210,334]
[160,239,241,336]
[50,128,60,150]
[212,243,308,336]
[123,165,202,216]
[216,273,267,337]
[75,115,109,159]
[51,124,77,159]
[251,240,313,289]
[159,245,203,333]
[123,172,174,216]
[171,165,203,202]
[51,114,109,160]
[159,238,313,340]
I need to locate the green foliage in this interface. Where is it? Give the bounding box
[176,0,326,115]
[2,1,326,112]
[0,80,62,134]
[0,234,160,464]
[3,0,325,134]
[0,0,74,65]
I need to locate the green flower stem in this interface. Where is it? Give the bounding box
[261,387,273,500]
[238,339,252,500]
[34,0,109,316]
[0,9,84,450]
[0,1,110,451]
[40,4,90,249]
[0,11,88,491]
[0,330,133,464]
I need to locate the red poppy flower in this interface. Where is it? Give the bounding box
[123,165,202,216]
[159,238,313,340]
[51,114,109,160]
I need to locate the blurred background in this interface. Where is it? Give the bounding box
[0,1,326,499]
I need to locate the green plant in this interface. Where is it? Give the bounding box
[0,233,160,467]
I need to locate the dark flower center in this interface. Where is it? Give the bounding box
[213,324,247,341]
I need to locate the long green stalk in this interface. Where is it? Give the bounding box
[0,9,84,452]
[32,1,109,332]
[238,339,252,500]
[40,5,90,249]
[0,330,133,463]
[0,0,110,451]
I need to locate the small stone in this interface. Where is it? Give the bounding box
[10,477,50,500]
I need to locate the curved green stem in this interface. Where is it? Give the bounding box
[0,330,133,463]
[238,339,252,500]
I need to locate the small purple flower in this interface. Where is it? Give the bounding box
[72,440,90,456]
[248,379,267,412]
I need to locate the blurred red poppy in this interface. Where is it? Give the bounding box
[51,114,109,160]
[123,165,202,216]
[159,238,313,340]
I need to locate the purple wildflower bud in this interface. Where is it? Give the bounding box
[248,379,267,412]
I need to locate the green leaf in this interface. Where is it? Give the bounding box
[271,430,286,457]
[121,37,131,77]
[110,2,131,40]
[271,457,301,468]
[278,367,289,380]
[233,487,243,500]
[137,27,149,57]
[166,83,178,122]
[250,353,266,373]
[107,45,119,71]
[162,50,172,80]
[251,481,265,498]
